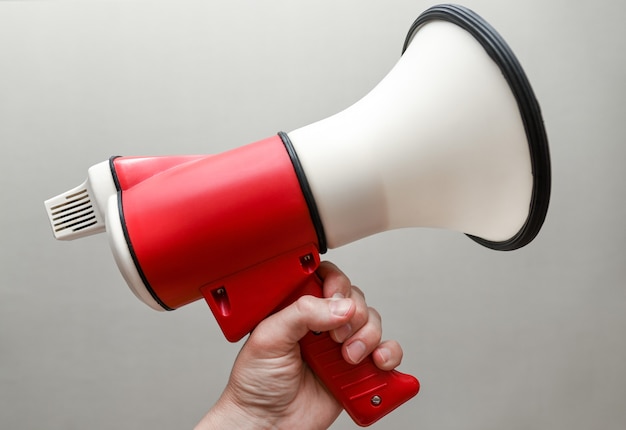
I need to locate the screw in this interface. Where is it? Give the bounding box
[371,395,382,406]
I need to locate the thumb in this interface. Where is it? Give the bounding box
[247,295,356,357]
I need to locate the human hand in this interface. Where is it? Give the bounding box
[195,261,404,430]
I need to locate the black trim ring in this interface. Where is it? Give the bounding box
[403,4,551,251]
[109,156,174,311]
[278,131,328,254]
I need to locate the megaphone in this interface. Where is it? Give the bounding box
[44,4,550,427]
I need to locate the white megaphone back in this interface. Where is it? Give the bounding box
[287,4,550,251]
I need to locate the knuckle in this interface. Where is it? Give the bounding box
[368,306,381,322]
[294,294,316,315]
[352,285,365,298]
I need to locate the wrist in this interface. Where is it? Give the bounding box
[195,391,277,430]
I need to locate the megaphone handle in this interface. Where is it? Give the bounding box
[295,275,420,427]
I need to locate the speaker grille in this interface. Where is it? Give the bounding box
[49,188,98,234]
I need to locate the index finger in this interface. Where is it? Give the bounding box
[317,261,352,299]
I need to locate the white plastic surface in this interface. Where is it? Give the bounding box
[105,194,165,311]
[44,160,115,240]
[45,158,163,310]
[287,21,533,249]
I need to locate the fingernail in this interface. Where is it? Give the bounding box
[332,293,345,299]
[376,346,390,365]
[346,340,366,364]
[329,298,351,317]
[333,323,352,342]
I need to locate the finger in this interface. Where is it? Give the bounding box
[317,261,352,299]
[372,340,404,371]
[246,295,356,358]
[342,307,383,364]
[330,286,368,343]
[317,262,371,343]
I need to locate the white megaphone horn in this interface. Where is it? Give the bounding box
[287,4,551,252]
[45,4,551,426]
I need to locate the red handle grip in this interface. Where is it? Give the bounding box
[295,276,420,426]
[202,246,419,426]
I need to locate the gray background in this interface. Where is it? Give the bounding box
[1,0,624,429]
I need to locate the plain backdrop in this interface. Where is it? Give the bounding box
[1,1,624,429]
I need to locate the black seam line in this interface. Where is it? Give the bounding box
[109,156,123,191]
[278,131,328,254]
[111,157,174,311]
[403,4,551,251]
[117,193,174,311]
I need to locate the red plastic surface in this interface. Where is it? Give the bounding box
[113,135,318,310]
[113,155,206,191]
[199,244,321,342]
[302,325,420,426]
